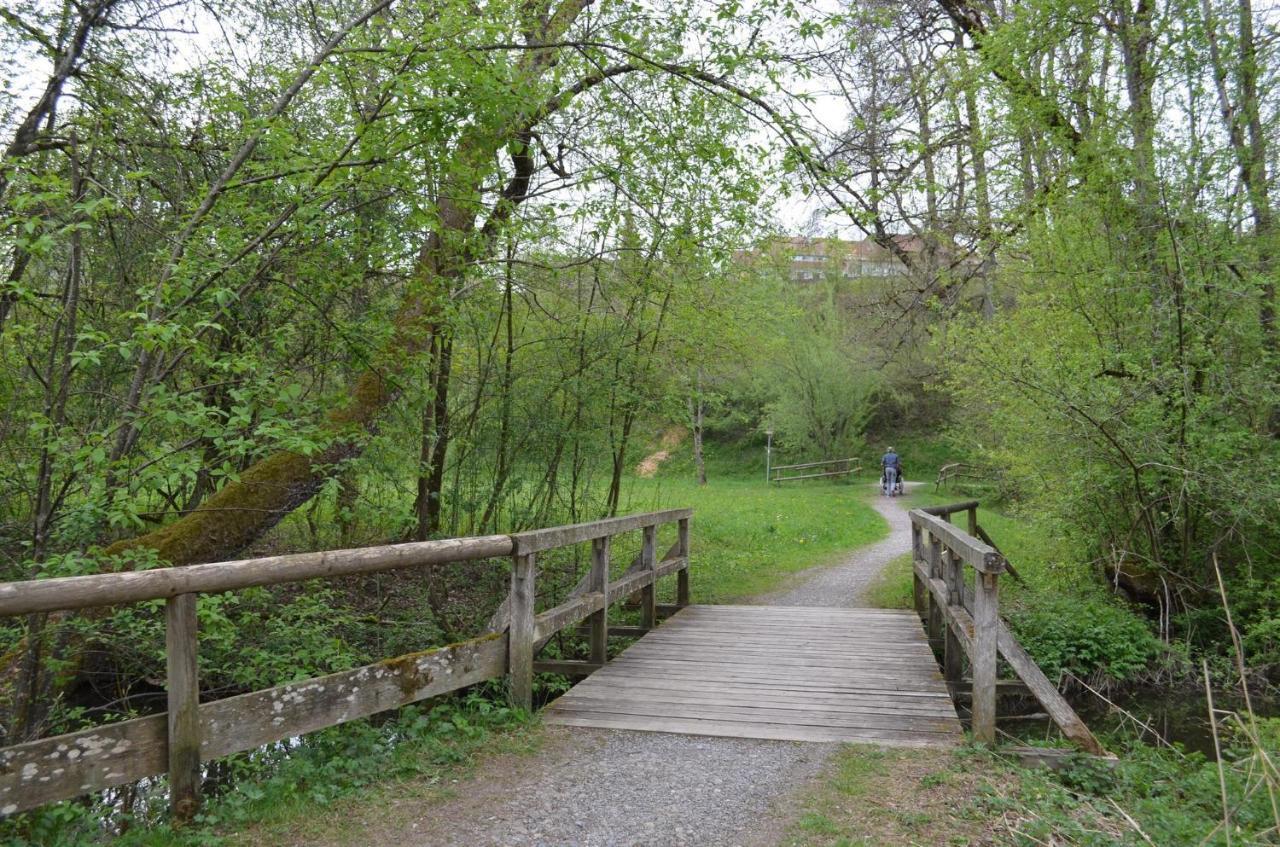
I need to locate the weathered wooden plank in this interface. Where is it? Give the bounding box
[943,551,964,689]
[199,634,507,759]
[676,518,690,607]
[605,662,948,690]
[995,623,1106,755]
[165,594,200,821]
[0,635,507,815]
[508,553,535,711]
[0,535,515,616]
[639,526,657,630]
[919,501,980,518]
[542,712,957,747]
[532,591,604,643]
[589,537,608,664]
[552,689,960,723]
[0,715,166,816]
[548,699,960,733]
[510,509,691,555]
[910,511,1004,574]
[581,674,954,698]
[602,625,651,638]
[533,660,604,676]
[565,686,958,717]
[971,571,999,744]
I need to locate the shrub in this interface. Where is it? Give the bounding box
[1008,593,1162,685]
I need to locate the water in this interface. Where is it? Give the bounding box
[1071,688,1280,759]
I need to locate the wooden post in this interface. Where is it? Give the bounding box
[971,570,999,743]
[509,552,535,711]
[676,517,690,608]
[942,549,963,689]
[589,537,609,664]
[926,534,944,645]
[968,505,978,537]
[640,525,657,629]
[911,524,925,621]
[165,594,200,822]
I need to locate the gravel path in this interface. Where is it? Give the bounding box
[761,482,919,607]
[352,484,918,847]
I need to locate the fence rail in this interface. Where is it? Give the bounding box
[910,501,1103,755]
[934,462,986,491]
[770,457,861,483]
[0,509,692,819]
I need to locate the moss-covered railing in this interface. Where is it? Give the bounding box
[0,508,692,820]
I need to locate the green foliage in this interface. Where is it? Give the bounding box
[978,724,1280,846]
[0,695,525,847]
[622,454,888,602]
[1007,594,1163,684]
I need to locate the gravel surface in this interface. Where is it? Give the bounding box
[760,482,918,608]
[386,729,828,847]
[355,484,918,847]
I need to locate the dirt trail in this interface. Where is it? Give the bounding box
[634,427,686,478]
[299,484,921,847]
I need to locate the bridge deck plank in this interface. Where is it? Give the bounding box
[542,605,963,746]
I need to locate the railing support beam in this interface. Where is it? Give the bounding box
[589,538,609,664]
[640,525,657,629]
[676,518,691,608]
[509,552,536,711]
[971,571,999,744]
[165,593,200,823]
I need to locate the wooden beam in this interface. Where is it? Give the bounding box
[589,536,609,664]
[676,518,690,608]
[510,509,691,555]
[0,535,515,616]
[971,571,999,744]
[0,635,507,815]
[534,660,604,676]
[910,510,1005,573]
[919,500,979,518]
[509,553,535,711]
[640,525,657,630]
[532,591,605,643]
[165,594,200,822]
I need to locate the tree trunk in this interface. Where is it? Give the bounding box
[0,0,595,741]
[690,372,707,486]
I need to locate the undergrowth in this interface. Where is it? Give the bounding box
[2,691,528,847]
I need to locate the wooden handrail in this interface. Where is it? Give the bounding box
[909,503,1104,755]
[0,509,694,820]
[0,535,515,616]
[511,508,691,554]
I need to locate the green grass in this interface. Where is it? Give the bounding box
[617,473,888,602]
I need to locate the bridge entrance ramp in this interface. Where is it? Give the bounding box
[542,604,962,746]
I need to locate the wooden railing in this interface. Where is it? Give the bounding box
[0,508,692,820]
[770,457,861,483]
[910,502,1103,755]
[934,462,986,491]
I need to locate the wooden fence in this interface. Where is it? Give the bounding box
[0,508,692,819]
[934,462,986,491]
[769,457,861,483]
[910,501,1103,754]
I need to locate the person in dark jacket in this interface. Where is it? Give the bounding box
[881,448,903,494]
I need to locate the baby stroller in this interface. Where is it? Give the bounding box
[881,465,905,496]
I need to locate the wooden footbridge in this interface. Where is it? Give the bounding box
[0,501,1101,821]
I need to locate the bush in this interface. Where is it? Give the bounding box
[1008,593,1162,685]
